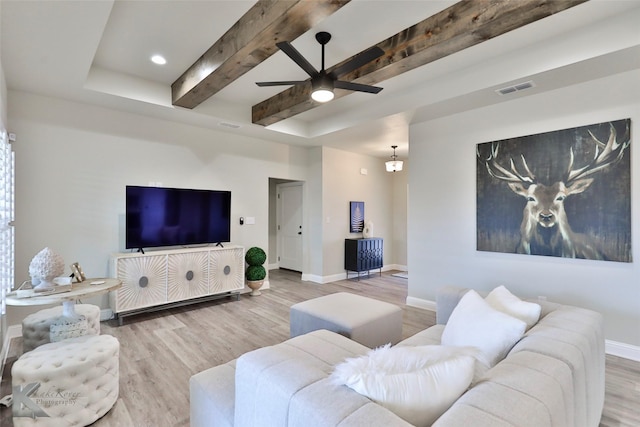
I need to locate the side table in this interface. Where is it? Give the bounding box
[7,278,121,344]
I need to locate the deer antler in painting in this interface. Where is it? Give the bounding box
[479,143,536,185]
[565,122,630,183]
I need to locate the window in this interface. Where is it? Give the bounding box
[0,128,15,318]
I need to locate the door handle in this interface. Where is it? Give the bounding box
[298,232,302,235]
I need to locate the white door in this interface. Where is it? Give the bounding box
[277,182,303,272]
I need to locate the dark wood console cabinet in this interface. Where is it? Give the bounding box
[344,238,383,279]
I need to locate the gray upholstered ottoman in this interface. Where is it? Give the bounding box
[22,304,101,353]
[290,292,402,348]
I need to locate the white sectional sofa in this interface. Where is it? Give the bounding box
[190,286,605,427]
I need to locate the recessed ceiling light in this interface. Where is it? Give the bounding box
[151,55,166,65]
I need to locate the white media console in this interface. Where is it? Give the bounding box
[110,245,244,324]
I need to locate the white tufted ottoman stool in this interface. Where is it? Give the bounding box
[11,334,119,427]
[21,304,101,353]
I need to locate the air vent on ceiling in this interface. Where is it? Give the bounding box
[495,80,536,96]
[218,122,241,129]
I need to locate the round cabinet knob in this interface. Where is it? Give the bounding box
[139,276,149,288]
[185,270,194,281]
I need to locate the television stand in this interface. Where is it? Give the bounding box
[110,246,244,323]
[114,291,240,326]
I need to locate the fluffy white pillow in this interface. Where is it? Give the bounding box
[485,285,541,329]
[330,345,477,427]
[441,290,526,369]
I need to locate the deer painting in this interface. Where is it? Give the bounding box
[476,120,631,262]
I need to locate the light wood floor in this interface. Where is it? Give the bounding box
[2,269,639,426]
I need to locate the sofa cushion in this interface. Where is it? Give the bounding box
[234,329,408,427]
[396,324,444,347]
[288,377,412,427]
[441,290,526,368]
[509,307,605,427]
[433,350,574,427]
[485,285,541,329]
[331,344,477,426]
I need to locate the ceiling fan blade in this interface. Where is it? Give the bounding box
[276,41,318,77]
[330,46,384,78]
[255,81,307,87]
[334,80,383,94]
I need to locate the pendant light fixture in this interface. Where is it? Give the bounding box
[385,145,403,172]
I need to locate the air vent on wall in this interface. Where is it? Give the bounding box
[495,80,536,96]
[218,122,241,129]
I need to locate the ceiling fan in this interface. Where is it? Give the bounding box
[256,31,385,103]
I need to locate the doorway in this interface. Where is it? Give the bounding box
[274,181,303,272]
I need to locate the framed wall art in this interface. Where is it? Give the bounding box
[350,201,365,233]
[476,118,631,262]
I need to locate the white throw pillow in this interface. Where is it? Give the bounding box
[485,285,541,329]
[441,290,526,369]
[330,345,477,427]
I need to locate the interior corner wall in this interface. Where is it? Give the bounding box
[7,91,311,326]
[321,146,396,278]
[304,147,324,279]
[408,69,640,346]
[391,159,408,268]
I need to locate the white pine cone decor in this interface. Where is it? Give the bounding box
[29,247,65,285]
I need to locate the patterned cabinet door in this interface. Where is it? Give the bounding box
[209,247,244,294]
[167,251,209,302]
[115,254,168,312]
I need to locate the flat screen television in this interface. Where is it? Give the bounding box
[125,185,231,250]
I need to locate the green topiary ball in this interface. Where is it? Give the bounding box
[245,247,266,266]
[246,265,266,281]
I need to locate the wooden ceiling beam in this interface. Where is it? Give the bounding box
[172,0,350,109]
[252,0,588,126]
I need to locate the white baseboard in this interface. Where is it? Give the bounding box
[606,340,640,361]
[404,296,640,362]
[301,273,341,284]
[302,264,404,284]
[406,296,436,312]
[385,264,408,272]
[301,274,318,283]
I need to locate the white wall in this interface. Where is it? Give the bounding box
[391,160,408,269]
[408,69,640,347]
[321,146,397,278]
[7,91,406,325]
[7,91,312,325]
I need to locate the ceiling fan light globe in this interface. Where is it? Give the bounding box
[311,89,334,103]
